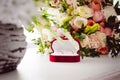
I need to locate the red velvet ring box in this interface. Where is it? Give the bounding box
[49,38,80,62]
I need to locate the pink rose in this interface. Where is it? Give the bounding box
[100,26,114,37]
[71,25,79,31]
[100,21,105,27]
[100,26,105,32]
[90,0,101,11]
[104,28,113,37]
[99,21,105,31]
[93,11,105,22]
[97,47,108,55]
[66,0,74,5]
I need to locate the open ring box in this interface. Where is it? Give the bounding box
[49,37,80,62]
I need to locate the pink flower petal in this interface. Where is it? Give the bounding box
[90,0,101,11]
[66,0,74,5]
[51,26,58,32]
[93,11,104,22]
[104,28,113,36]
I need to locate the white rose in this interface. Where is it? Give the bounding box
[42,29,54,41]
[73,5,93,18]
[103,6,117,21]
[74,16,88,29]
[80,34,89,47]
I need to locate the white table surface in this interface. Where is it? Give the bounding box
[0,44,120,80]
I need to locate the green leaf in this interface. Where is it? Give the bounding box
[73,33,86,41]
[114,1,119,8]
[67,6,74,15]
[61,22,71,31]
[61,16,74,31]
[84,23,100,35]
[34,0,40,2]
[27,24,34,32]
[77,0,85,6]
[32,38,46,53]
[41,9,51,22]
[110,0,113,4]
[41,0,50,5]
[61,16,74,23]
[32,16,41,26]
[59,0,69,12]
[50,19,60,27]
[79,34,86,41]
[80,48,100,58]
[27,21,35,32]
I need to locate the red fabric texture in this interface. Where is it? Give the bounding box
[50,37,81,62]
[49,54,80,62]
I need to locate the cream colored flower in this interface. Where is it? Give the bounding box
[73,5,93,18]
[103,6,117,21]
[87,31,106,48]
[74,16,88,29]
[42,29,54,41]
[80,35,89,47]
[114,33,120,40]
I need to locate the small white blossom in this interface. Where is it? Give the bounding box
[103,6,117,21]
[73,5,93,18]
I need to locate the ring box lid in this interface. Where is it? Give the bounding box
[51,38,80,55]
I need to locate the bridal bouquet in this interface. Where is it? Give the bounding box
[29,0,120,58]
